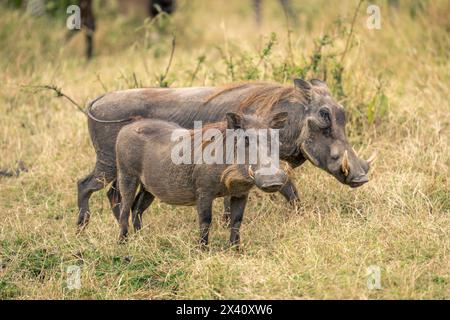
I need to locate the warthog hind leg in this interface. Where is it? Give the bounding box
[77,163,115,231]
[223,197,232,227]
[107,180,121,223]
[131,186,155,231]
[117,173,139,243]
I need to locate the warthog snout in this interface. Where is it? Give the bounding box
[347,174,369,188]
[260,182,285,193]
[341,150,376,188]
[251,165,288,193]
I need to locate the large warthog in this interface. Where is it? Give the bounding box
[77,79,375,230]
[116,113,289,245]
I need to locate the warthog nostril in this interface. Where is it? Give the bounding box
[349,174,369,187]
[352,175,368,183]
[260,182,285,192]
[261,182,284,188]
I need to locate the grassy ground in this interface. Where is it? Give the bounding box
[0,0,448,299]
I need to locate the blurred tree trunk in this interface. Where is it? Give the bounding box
[79,0,95,59]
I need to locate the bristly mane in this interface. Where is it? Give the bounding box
[203,82,268,105]
[203,82,307,115]
[189,121,227,147]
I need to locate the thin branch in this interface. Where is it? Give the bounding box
[190,55,206,86]
[96,73,108,92]
[159,34,176,87]
[341,0,364,64]
[21,84,85,114]
[132,72,139,88]
[281,1,294,65]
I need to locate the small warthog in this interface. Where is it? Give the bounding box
[77,79,374,230]
[115,112,289,245]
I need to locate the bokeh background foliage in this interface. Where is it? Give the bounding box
[0,0,449,299]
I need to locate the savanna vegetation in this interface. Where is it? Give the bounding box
[0,0,448,299]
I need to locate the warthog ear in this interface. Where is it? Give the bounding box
[310,78,327,87]
[310,79,330,94]
[226,112,243,129]
[270,112,289,129]
[294,78,312,103]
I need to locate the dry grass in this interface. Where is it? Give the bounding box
[0,0,448,299]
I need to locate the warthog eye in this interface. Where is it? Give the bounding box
[319,108,331,124]
[318,108,332,135]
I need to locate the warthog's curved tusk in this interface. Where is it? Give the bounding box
[341,150,349,177]
[248,165,255,180]
[367,152,377,167]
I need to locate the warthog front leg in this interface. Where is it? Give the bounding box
[223,197,232,226]
[222,178,300,225]
[279,179,300,209]
[229,194,248,249]
[196,194,214,246]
